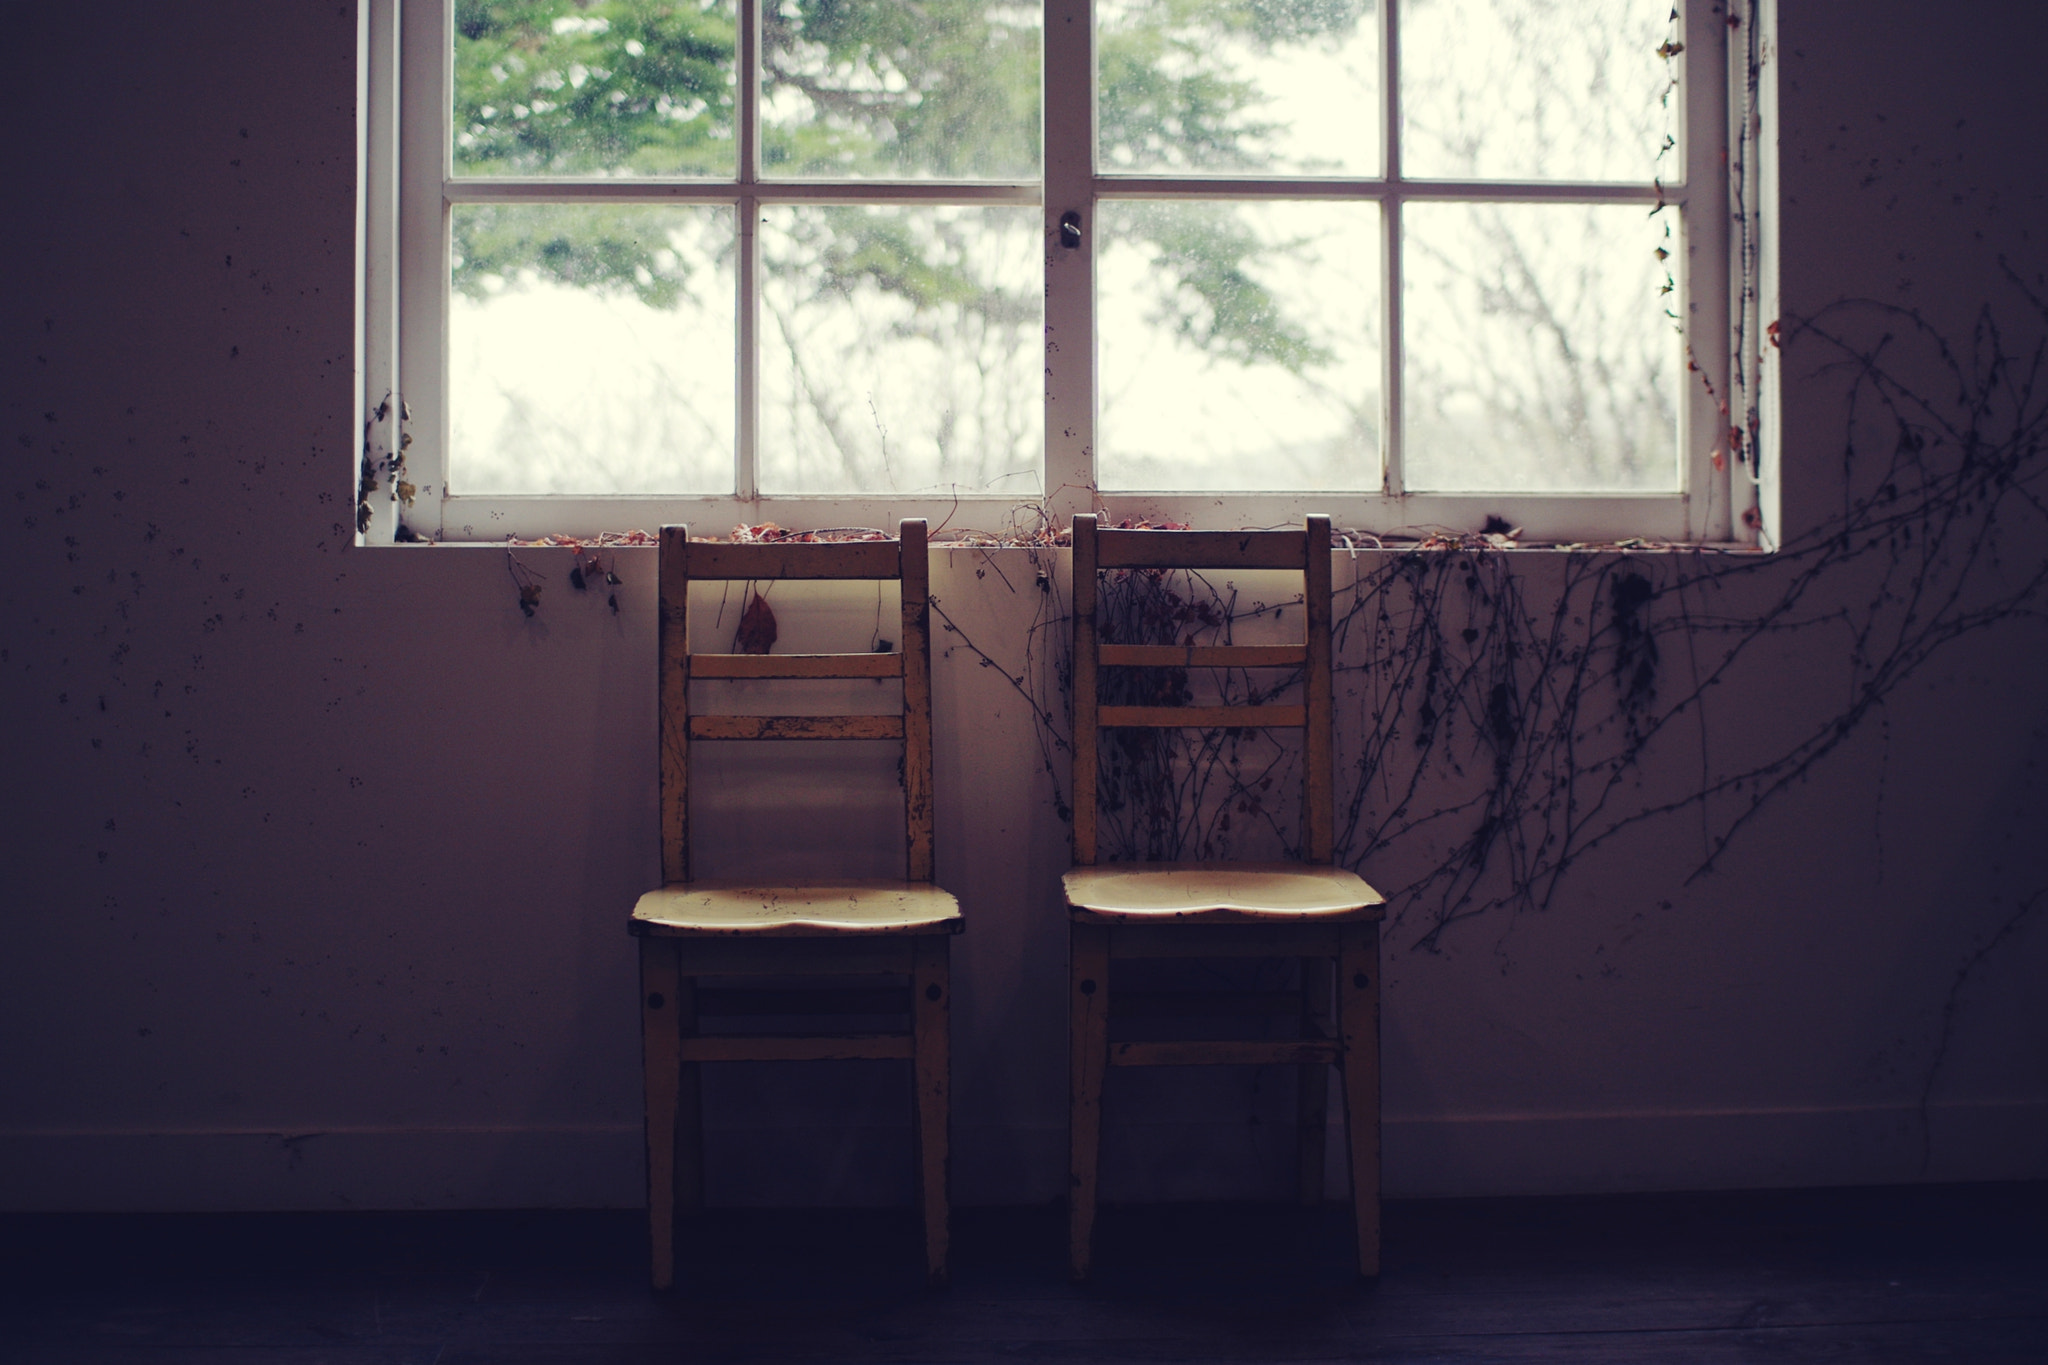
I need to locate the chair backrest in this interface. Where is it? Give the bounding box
[658,520,933,885]
[1069,514,1334,867]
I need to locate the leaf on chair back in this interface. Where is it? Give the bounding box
[735,593,778,654]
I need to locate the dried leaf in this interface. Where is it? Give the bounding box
[735,593,778,654]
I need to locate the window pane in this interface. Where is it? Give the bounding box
[762,0,1042,179]
[1098,0,1381,176]
[453,1,736,177]
[758,205,1042,495]
[1402,201,1678,492]
[449,204,736,495]
[1098,202,1381,491]
[1400,0,1672,181]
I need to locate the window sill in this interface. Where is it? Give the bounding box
[363,489,1744,550]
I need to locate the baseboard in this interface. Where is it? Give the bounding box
[2,1101,2041,1211]
[1378,1099,2048,1199]
[0,1125,646,1212]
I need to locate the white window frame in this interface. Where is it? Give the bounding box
[360,0,1744,545]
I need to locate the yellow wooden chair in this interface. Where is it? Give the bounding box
[1064,513,1386,1279]
[631,519,960,1289]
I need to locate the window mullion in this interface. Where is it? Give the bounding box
[1700,0,1749,544]
[1044,0,1095,524]
[737,0,762,501]
[1380,0,1404,499]
[362,0,403,543]
[402,0,455,539]
[1087,179,1658,203]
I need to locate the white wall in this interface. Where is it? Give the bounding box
[4,1,2046,1211]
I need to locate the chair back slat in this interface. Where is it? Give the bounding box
[1069,513,1335,868]
[689,715,906,741]
[1098,704,1307,729]
[1099,644,1305,669]
[1095,528,1309,570]
[657,521,934,885]
[689,653,904,680]
[686,539,903,580]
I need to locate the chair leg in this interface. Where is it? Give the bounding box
[912,935,952,1287]
[1296,956,1333,1205]
[1338,921,1382,1277]
[1068,922,1111,1281]
[639,937,683,1291]
[675,976,702,1217]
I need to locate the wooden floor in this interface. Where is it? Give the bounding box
[5,1184,2045,1362]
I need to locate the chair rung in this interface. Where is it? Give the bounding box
[673,938,922,975]
[686,540,902,580]
[697,987,908,1016]
[1097,704,1306,729]
[689,715,905,741]
[692,653,903,680]
[1111,922,1346,958]
[679,1034,914,1062]
[1110,990,1306,1017]
[1095,529,1307,570]
[1100,644,1306,669]
[1108,1039,1341,1067]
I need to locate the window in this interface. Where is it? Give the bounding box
[361,0,1737,543]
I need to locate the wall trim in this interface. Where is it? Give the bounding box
[3,1102,2040,1211]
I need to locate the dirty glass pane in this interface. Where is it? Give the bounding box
[449,204,736,495]
[1402,201,1678,492]
[1400,0,1673,181]
[1098,0,1380,176]
[452,0,737,177]
[757,205,1042,495]
[1098,201,1381,491]
[761,0,1042,179]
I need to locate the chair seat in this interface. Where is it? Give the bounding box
[632,879,963,937]
[1064,862,1384,923]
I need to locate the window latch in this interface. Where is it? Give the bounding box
[1059,211,1083,249]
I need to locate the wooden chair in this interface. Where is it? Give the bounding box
[1064,513,1386,1279]
[630,519,960,1290]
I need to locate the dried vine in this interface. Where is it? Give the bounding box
[1092,569,1307,863]
[942,279,2048,954]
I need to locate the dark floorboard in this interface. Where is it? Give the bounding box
[4,1185,2045,1363]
